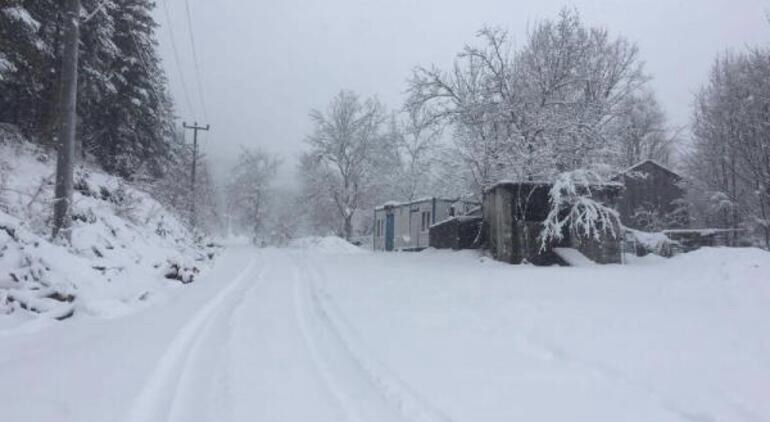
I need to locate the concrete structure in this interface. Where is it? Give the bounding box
[483,182,623,265]
[373,198,477,251]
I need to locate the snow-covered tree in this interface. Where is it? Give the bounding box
[687,49,770,248]
[609,91,679,168]
[85,0,174,179]
[0,1,60,140]
[0,1,175,180]
[388,110,441,201]
[540,170,621,250]
[407,8,650,196]
[225,147,280,244]
[299,90,395,240]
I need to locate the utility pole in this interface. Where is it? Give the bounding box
[182,121,209,229]
[52,0,81,241]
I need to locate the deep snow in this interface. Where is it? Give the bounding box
[0,240,768,422]
[0,139,213,323]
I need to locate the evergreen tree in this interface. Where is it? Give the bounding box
[86,0,174,178]
[0,1,175,180]
[0,1,61,140]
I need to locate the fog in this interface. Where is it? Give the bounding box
[155,0,770,186]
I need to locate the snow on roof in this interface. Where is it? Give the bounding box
[662,228,747,235]
[486,179,623,192]
[375,197,478,211]
[618,159,681,179]
[430,214,482,229]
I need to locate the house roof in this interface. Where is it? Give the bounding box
[617,159,682,180]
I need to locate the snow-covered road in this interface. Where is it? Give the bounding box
[1,244,769,422]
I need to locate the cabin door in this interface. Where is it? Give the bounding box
[385,213,395,251]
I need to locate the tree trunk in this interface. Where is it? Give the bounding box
[52,0,80,241]
[343,215,353,241]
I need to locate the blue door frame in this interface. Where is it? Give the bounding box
[385,213,395,251]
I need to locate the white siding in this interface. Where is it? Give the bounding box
[373,198,477,251]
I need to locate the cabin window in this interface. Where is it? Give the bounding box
[421,211,431,231]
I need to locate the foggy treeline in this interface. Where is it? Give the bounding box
[1,4,768,247]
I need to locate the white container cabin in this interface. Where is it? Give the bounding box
[373,198,477,251]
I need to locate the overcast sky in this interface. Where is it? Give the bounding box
[155,0,770,185]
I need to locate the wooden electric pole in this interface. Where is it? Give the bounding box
[52,0,81,241]
[182,121,209,229]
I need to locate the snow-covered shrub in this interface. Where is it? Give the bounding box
[108,181,142,223]
[540,170,622,250]
[625,228,678,257]
[163,259,199,284]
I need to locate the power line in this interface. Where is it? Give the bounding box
[183,0,209,121]
[160,0,196,119]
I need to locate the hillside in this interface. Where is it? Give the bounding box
[0,128,215,326]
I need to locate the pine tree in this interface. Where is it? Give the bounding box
[0,1,175,180]
[87,0,174,178]
[0,1,60,140]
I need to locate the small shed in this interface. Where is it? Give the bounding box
[373,198,477,251]
[614,160,687,230]
[429,215,484,250]
[483,181,623,265]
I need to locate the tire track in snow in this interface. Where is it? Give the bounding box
[292,264,363,422]
[124,257,261,422]
[293,252,454,422]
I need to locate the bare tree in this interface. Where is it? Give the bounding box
[300,90,392,240]
[225,147,280,244]
[687,49,770,248]
[388,110,441,200]
[610,90,679,168]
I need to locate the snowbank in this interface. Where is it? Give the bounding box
[288,236,365,254]
[0,137,214,323]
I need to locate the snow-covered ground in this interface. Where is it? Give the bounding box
[0,139,214,324]
[1,238,768,422]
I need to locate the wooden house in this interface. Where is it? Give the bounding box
[483,181,623,265]
[373,198,477,251]
[614,160,687,230]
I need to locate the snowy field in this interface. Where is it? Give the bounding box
[0,240,768,422]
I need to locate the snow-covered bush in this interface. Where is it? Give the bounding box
[163,259,199,284]
[540,170,622,250]
[625,228,678,257]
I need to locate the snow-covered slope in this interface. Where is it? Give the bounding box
[0,137,214,325]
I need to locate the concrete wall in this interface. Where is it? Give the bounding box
[484,183,622,265]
